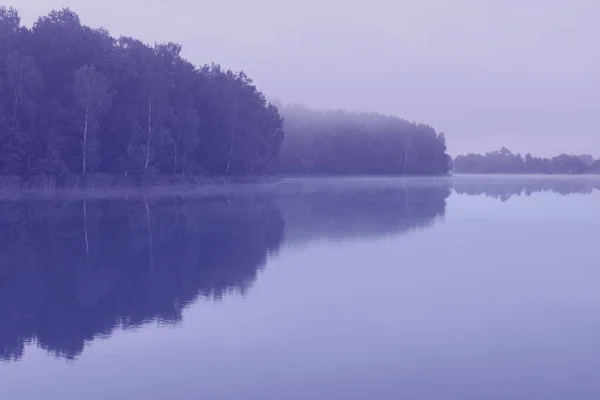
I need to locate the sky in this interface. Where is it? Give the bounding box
[16,0,600,157]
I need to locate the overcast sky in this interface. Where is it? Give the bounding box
[16,0,600,156]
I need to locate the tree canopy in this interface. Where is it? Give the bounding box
[0,6,284,182]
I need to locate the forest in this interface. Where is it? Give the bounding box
[0,7,284,183]
[0,6,451,186]
[453,148,600,175]
[278,104,451,175]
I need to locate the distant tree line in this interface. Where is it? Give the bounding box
[453,148,600,175]
[278,104,451,175]
[0,7,284,183]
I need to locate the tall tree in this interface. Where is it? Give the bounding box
[73,65,110,175]
[0,6,21,57]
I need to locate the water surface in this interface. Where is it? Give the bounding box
[1,176,599,399]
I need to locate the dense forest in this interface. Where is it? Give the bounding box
[0,6,284,184]
[0,6,451,186]
[278,104,451,175]
[453,148,600,174]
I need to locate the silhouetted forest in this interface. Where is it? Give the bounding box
[0,7,284,184]
[278,104,451,175]
[453,176,600,201]
[0,181,450,361]
[0,7,454,187]
[453,148,600,174]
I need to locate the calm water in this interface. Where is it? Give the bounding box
[1,176,600,400]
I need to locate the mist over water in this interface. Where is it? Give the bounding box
[1,176,600,399]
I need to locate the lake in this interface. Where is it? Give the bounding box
[1,176,600,400]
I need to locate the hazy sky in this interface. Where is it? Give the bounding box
[16,0,600,156]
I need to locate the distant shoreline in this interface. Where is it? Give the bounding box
[453,148,600,175]
[1,173,599,202]
[451,172,600,176]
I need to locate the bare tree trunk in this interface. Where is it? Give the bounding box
[404,139,410,175]
[126,99,140,175]
[83,197,90,266]
[225,90,239,177]
[144,99,152,173]
[83,105,89,176]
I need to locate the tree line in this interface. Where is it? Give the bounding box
[278,104,451,175]
[0,7,452,186]
[0,7,284,184]
[453,148,600,175]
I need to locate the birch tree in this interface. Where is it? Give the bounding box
[73,65,109,176]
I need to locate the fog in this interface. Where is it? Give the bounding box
[17,0,600,157]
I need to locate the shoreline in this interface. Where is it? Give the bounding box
[0,173,598,201]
